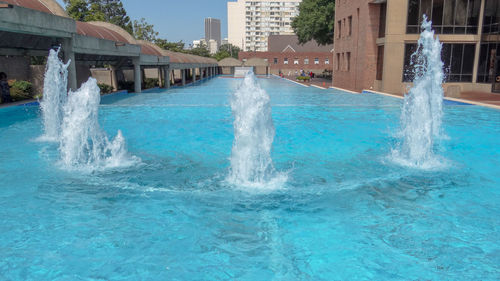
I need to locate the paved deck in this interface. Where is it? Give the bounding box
[458,91,500,107]
[281,75,332,89]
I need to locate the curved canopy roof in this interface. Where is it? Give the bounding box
[2,0,218,66]
[218,57,243,67]
[76,21,132,44]
[2,0,68,17]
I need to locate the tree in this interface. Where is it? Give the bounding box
[291,0,335,45]
[64,0,89,21]
[133,18,159,41]
[188,42,211,58]
[63,0,133,34]
[154,39,185,52]
[213,50,231,61]
[218,44,241,59]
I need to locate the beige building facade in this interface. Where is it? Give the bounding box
[227,0,302,52]
[333,0,500,96]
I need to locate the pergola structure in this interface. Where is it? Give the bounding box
[0,0,220,93]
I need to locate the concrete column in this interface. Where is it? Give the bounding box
[472,0,486,84]
[133,58,141,93]
[164,66,171,89]
[181,69,186,86]
[200,68,204,80]
[192,68,197,82]
[62,37,77,91]
[110,65,118,91]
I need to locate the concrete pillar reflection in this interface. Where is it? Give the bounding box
[133,58,141,93]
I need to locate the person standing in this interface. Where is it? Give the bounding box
[0,72,12,103]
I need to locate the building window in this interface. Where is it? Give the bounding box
[284,58,288,64]
[346,52,351,71]
[337,20,342,38]
[403,43,475,82]
[325,58,330,65]
[378,3,387,38]
[304,58,309,64]
[336,54,340,70]
[348,16,352,36]
[274,58,278,64]
[406,0,481,34]
[376,46,384,80]
[294,58,299,65]
[483,0,500,34]
[343,18,346,37]
[476,41,500,83]
[314,58,319,64]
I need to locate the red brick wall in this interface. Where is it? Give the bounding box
[239,51,333,75]
[333,0,381,92]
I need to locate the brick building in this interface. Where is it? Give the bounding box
[239,35,334,75]
[334,0,500,95]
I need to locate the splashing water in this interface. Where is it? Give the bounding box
[227,71,286,189]
[391,16,446,169]
[59,78,138,171]
[38,48,70,141]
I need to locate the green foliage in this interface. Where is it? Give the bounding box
[30,56,47,65]
[64,0,88,21]
[213,50,231,61]
[216,44,241,60]
[133,18,159,42]
[9,80,33,101]
[189,42,211,58]
[143,78,159,89]
[155,39,185,52]
[63,0,133,34]
[296,76,311,81]
[97,83,113,94]
[291,0,335,45]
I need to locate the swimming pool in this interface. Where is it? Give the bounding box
[0,76,499,280]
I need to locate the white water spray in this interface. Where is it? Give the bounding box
[59,78,137,171]
[391,16,445,168]
[39,48,70,141]
[227,71,286,189]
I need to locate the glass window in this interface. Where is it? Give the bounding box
[325,58,330,65]
[273,58,278,64]
[336,54,340,70]
[304,58,309,64]
[346,53,351,71]
[407,0,420,33]
[403,43,475,82]
[376,46,384,80]
[483,0,500,34]
[294,58,299,65]
[379,3,387,38]
[477,42,500,83]
[348,16,352,36]
[284,58,288,64]
[314,58,319,64]
[407,0,479,34]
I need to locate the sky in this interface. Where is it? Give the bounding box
[55,0,231,46]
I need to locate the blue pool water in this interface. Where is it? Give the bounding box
[0,76,499,280]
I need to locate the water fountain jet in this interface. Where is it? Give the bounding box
[38,48,70,141]
[391,16,445,169]
[227,71,286,189]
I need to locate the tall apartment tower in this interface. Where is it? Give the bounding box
[228,0,302,52]
[205,18,222,48]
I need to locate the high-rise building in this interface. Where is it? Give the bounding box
[228,0,302,52]
[205,18,221,49]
